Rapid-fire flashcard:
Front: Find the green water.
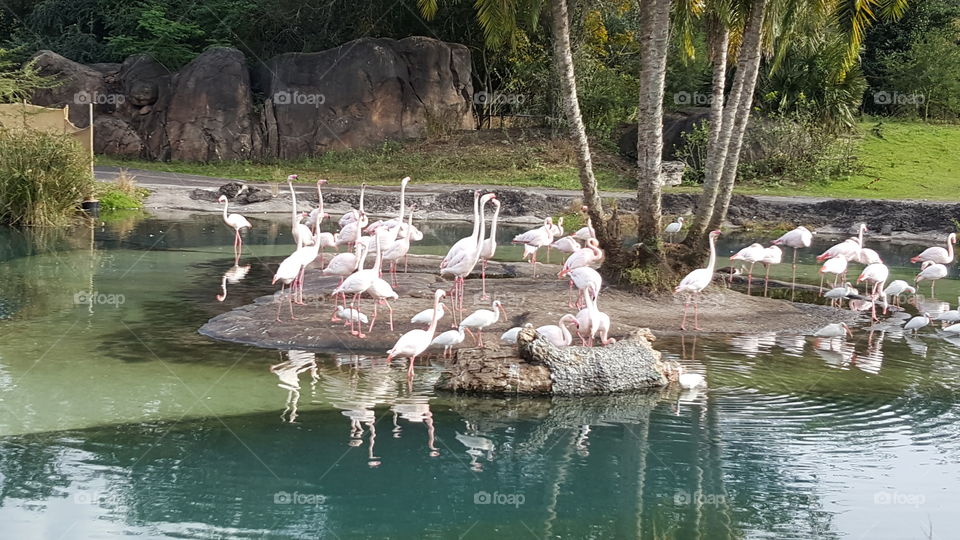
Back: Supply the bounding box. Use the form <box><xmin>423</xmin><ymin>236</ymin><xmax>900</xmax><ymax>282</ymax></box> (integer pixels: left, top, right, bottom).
<box><xmin>1</xmin><ymin>215</ymin><xmax>959</xmax><ymax>539</ymax></box>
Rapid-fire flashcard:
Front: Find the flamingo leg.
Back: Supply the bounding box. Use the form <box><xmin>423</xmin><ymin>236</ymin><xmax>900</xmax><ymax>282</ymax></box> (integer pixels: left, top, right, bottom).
<box><xmin>386</xmin><ymin>300</ymin><xmax>394</xmax><ymax>331</ymax></box>
<box><xmin>693</xmin><ymin>292</ymin><xmax>701</xmax><ymax>331</ymax></box>
<box><xmin>680</xmin><ymin>298</ymin><xmax>690</xmax><ymax>331</ymax></box>
<box><xmin>407</xmin><ymin>356</ymin><xmax>416</xmax><ymax>379</ymax></box>
<box><xmin>276</xmin><ymin>284</ymin><xmax>285</xmax><ymax>322</ymax></box>
<box><xmin>288</xmin><ymin>285</ymin><xmax>297</xmax><ymax>321</ymax></box>
<box><xmin>763</xmin><ymin>264</ymin><xmax>771</xmax><ymax>297</ymax></box>
<box><xmin>481</xmin><ymin>260</ymin><xmax>489</xmax><ymax>300</ymax></box>
<box><xmin>567</xmin><ymin>279</ymin><xmax>576</xmax><ymax>308</ymax></box>
<box><xmin>747</xmin><ymin>263</ymin><xmax>755</xmax><ymax>295</ymax></box>
<box><xmin>404</xmin><ymin>254</ymin><xmax>409</xmax><ymax>273</ymax></box>
<box><xmin>818</xmin><ymin>273</ymin><xmax>825</xmax><ymax>295</ymax></box>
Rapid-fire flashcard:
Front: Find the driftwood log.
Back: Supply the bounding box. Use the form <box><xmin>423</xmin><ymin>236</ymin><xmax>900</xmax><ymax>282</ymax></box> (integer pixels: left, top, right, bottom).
<box><xmin>435</xmin><ymin>327</ymin><xmax>680</xmax><ymax>396</ymax></box>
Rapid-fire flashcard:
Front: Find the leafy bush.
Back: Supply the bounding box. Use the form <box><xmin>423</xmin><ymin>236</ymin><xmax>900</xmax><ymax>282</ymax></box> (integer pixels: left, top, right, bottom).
<box><xmin>0</xmin><ymin>129</ymin><xmax>94</xmax><ymax>226</ymax></box>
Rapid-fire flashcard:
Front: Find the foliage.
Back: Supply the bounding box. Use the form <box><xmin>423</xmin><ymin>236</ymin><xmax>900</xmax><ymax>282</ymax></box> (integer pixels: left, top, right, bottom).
<box><xmin>674</xmin><ymin>120</ymin><xmax>710</xmax><ymax>184</ymax></box>
<box><xmin>878</xmin><ymin>26</ymin><xmax>960</xmax><ymax>120</ymax></box>
<box><xmin>0</xmin><ymin>49</ymin><xmax>58</xmax><ymax>103</ymax></box>
<box><xmin>0</xmin><ymin>129</ymin><xmax>94</xmax><ymax>226</ymax></box>
<box><xmin>94</xmin><ymin>169</ymin><xmax>148</xmax><ymax>211</ymax></box>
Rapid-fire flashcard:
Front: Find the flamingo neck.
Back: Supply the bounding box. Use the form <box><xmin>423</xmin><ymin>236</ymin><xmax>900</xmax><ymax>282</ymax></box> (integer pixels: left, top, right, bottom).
<box><xmin>948</xmin><ymin>235</ymin><xmax>955</xmax><ymax>260</ymax></box>
<box><xmin>469</xmin><ymin>194</ymin><xmax>481</xmax><ymax>242</ymax></box>
<box><xmin>858</xmin><ymin>225</ymin><xmax>865</xmax><ymax>247</ymax></box>
<box><xmin>397</xmin><ymin>182</ymin><xmax>407</xmax><ymax>225</ymax></box>
<box><xmin>489</xmin><ymin>204</ymin><xmax>500</xmax><ymax>241</ymax></box>
<box><xmin>372</xmin><ymin>235</ymin><xmax>384</xmax><ymax>273</ymax></box>
<box><xmin>222</xmin><ymin>199</ymin><xmax>229</xmax><ymax>220</ymax></box>
<box><xmin>705</xmin><ymin>235</ymin><xmax>718</xmax><ymax>273</ymax></box>
<box><xmin>317</xmin><ymin>184</ymin><xmax>324</xmax><ymax>216</ymax></box>
<box><xmin>426</xmin><ymin>297</ymin><xmax>442</xmax><ymax>337</ymax></box>
<box><xmin>359</xmin><ymin>185</ymin><xmax>365</xmax><ymax>213</ymax></box>
<box><xmin>475</xmin><ymin>199</ymin><xmax>489</xmax><ymax>252</ymax></box>
<box><xmin>559</xmin><ymin>316</ymin><xmax>571</xmax><ymax>344</ymax></box>
<box><xmin>288</xmin><ymin>181</ymin><xmax>297</xmax><ymax>221</ymax></box>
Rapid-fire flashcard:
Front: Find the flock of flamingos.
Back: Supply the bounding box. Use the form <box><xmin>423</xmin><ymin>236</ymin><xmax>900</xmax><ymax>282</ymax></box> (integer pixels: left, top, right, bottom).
<box><xmin>216</xmin><ymin>176</ymin><xmax>959</xmax><ymax>377</ymax></box>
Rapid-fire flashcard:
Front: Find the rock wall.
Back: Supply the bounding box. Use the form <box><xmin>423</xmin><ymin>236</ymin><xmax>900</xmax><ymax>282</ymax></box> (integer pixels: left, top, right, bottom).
<box><xmin>29</xmin><ymin>37</ymin><xmax>473</xmax><ymax>162</ymax></box>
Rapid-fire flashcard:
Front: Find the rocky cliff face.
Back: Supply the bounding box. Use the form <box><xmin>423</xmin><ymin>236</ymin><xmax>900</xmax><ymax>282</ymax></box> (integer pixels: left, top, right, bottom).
<box><xmin>29</xmin><ymin>37</ymin><xmax>473</xmax><ymax>162</ymax></box>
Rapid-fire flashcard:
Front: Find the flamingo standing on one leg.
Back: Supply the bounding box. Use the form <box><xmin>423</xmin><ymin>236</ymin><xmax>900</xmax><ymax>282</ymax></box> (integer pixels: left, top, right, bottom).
<box><xmin>218</xmin><ymin>195</ymin><xmax>252</xmax><ymax>263</ymax></box>
<box><xmin>387</xmin><ymin>289</ymin><xmax>446</xmax><ymax>378</ymax></box>
<box><xmin>477</xmin><ymin>198</ymin><xmax>502</xmax><ymax>300</ymax></box>
<box><xmin>819</xmin><ymin>256</ymin><xmax>848</xmax><ymax>294</ymax></box>
<box><xmin>915</xmin><ymin>260</ymin><xmax>948</xmax><ymax>297</ymax></box>
<box><xmin>366</xmin><ymin>277</ymin><xmax>399</xmax><ymax>332</ymax></box>
<box><xmin>771</xmin><ymin>225</ymin><xmax>813</xmax><ymax>291</ymax></box>
<box><xmin>675</xmin><ymin>230</ymin><xmax>721</xmax><ymax>331</ymax></box>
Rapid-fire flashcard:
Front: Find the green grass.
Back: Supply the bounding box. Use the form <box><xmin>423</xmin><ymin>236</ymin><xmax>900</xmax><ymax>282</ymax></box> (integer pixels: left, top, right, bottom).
<box><xmin>727</xmin><ymin>120</ymin><xmax>960</xmax><ymax>201</ymax></box>
<box><xmin>97</xmin><ymin>132</ymin><xmax>635</xmax><ymax>191</ymax></box>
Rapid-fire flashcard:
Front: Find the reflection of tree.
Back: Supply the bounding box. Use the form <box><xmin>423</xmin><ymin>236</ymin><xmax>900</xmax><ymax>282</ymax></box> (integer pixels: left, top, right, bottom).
<box><xmin>0</xmin><ymin>436</ymin><xmax>71</xmax><ymax>506</ymax></box>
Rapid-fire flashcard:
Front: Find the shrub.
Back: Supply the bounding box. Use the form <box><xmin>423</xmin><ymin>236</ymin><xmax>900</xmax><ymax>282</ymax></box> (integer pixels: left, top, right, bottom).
<box><xmin>0</xmin><ymin>129</ymin><xmax>94</xmax><ymax>226</ymax></box>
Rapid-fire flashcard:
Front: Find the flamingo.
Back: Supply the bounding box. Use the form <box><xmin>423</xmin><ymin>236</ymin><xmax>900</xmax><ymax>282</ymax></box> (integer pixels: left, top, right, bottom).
<box><xmin>337</xmin><ymin>209</ymin><xmax>368</xmax><ymax>247</ymax></box>
<box><xmin>819</xmin><ymin>256</ymin><xmax>848</xmax><ymax>293</ymax></box>
<box><xmin>365</xmin><ymin>277</ymin><xmax>399</xmax><ymax>332</ymax></box>
<box><xmin>512</xmin><ymin>217</ymin><xmax>556</xmax><ymax>277</ymax></box>
<box><xmin>442</xmin><ymin>193</ymin><xmax>497</xmax><ymax>320</ymax></box>
<box><xmin>817</xmin><ymin>224</ymin><xmax>867</xmax><ymax>262</ymax></box>
<box><xmin>218</xmin><ymin>195</ymin><xmax>252</xmax><ymax>262</ymax></box>
<box><xmin>387</xmin><ymin>289</ymin><xmax>446</xmax><ymax>378</ymax></box>
<box><xmin>813</xmin><ymin>322</ymin><xmax>852</xmax><ymax>338</ymax></box>
<box><xmin>272</xmin><ymin>233</ymin><xmax>308</xmax><ymax>322</ymax></box>
<box><xmin>411</xmin><ymin>304</ymin><xmax>446</xmax><ymax>327</ymax></box>
<box><xmin>305</xmin><ymin>178</ymin><xmax>327</xmax><ymax>228</ymax></box>
<box><xmin>675</xmin><ymin>230</ymin><xmax>721</xmax><ymax>331</ymax></box>
<box><xmin>566</xmin><ymin>266</ymin><xmax>602</xmax><ymax>309</ymax></box>
<box><xmin>382</xmin><ymin>204</ymin><xmax>416</xmax><ymax>285</ymax></box>
<box><xmin>332</xmin><ymin>230</ymin><xmax>386</xmax><ymax>337</ymax></box>
<box><xmin>759</xmin><ymin>245</ymin><xmax>782</xmax><ymax>296</ymax></box>
<box><xmin>459</xmin><ymin>300</ymin><xmax>507</xmax><ymax>347</ymax></box>
<box><xmin>911</xmin><ymin>233</ymin><xmax>956</xmax><ymax>265</ymax></box>
<box><xmin>904</xmin><ymin>312</ymin><xmax>931</xmax><ymax>334</ymax></box>
<box><xmin>558</xmin><ymin>238</ymin><xmax>603</xmax><ymax>278</ymax></box>
<box><xmin>323</xmin><ymin>241</ymin><xmax>365</xmax><ymax>299</ymax></box>
<box><xmin>576</xmin><ymin>284</ymin><xmax>614</xmax><ymax>346</ymax></box>
<box><xmin>535</xmin><ymin>314</ymin><xmax>579</xmax><ymax>347</ymax></box>
<box><xmin>290</xmin><ymin>212</ymin><xmax>328</xmax><ymax>304</ymax></box>
<box><xmin>730</xmin><ymin>243</ymin><xmax>765</xmax><ymax>294</ymax></box>
<box><xmin>286</xmin><ymin>175</ymin><xmax>316</xmax><ymax>248</ymax></box>
<box><xmin>365</xmin><ymin>176</ymin><xmax>413</xmax><ymax>235</ymax></box>
<box><xmin>478</xmin><ymin>199</ymin><xmax>502</xmax><ymax>300</ymax></box>
<box><xmin>882</xmin><ymin>280</ymin><xmax>916</xmax><ymax>308</ymax></box>
<box><xmin>915</xmin><ymin>260</ymin><xmax>948</xmax><ymax>297</ymax></box>
<box><xmin>551</xmin><ymin>236</ymin><xmax>581</xmax><ymax>254</ymax></box>
<box><xmin>430</xmin><ymin>326</ymin><xmax>466</xmax><ymax>358</ymax></box>
<box><xmin>664</xmin><ymin>217</ymin><xmax>684</xmax><ymax>242</ymax></box>
<box><xmin>857</xmin><ymin>262</ymin><xmax>890</xmax><ymax>321</ymax></box>
<box><xmin>544</xmin><ymin>216</ymin><xmax>565</xmax><ymax>263</ymax></box>
<box><xmin>856</xmin><ymin>248</ymin><xmax>883</xmax><ymax>265</ymax></box>
<box><xmin>441</xmin><ymin>190</ymin><xmax>483</xmax><ymax>268</ymax></box>
<box><xmin>339</xmin><ymin>183</ymin><xmax>366</xmax><ymax>228</ymax></box>
<box><xmin>772</xmin><ymin>225</ymin><xmax>813</xmax><ymax>293</ymax></box>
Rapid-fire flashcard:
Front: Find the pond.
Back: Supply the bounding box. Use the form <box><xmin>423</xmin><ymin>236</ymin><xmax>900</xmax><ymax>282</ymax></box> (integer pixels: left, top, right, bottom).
<box><xmin>1</xmin><ymin>214</ymin><xmax>958</xmax><ymax>539</ymax></box>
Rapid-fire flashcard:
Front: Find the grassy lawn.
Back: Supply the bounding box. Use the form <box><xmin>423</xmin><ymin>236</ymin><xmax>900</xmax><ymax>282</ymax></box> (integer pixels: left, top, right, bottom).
<box><xmin>98</xmin><ymin>120</ymin><xmax>960</xmax><ymax>201</ymax></box>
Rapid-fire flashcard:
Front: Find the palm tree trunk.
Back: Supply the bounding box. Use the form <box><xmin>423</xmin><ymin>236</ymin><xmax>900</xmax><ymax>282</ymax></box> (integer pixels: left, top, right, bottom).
<box><xmin>634</xmin><ymin>0</ymin><xmax>673</xmax><ymax>263</ymax></box>
<box><xmin>548</xmin><ymin>0</ymin><xmax>621</xmax><ymax>263</ymax></box>
<box><xmin>683</xmin><ymin>22</ymin><xmax>730</xmax><ymax>248</ymax></box>
<box><xmin>708</xmin><ymin>0</ymin><xmax>768</xmax><ymax>232</ymax></box>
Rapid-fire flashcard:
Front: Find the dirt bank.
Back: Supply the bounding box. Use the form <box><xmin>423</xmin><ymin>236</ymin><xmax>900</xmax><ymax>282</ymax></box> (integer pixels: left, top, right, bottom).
<box><xmin>99</xmin><ymin>166</ymin><xmax>960</xmax><ymax>240</ymax></box>
<box><xmin>198</xmin><ymin>254</ymin><xmax>860</xmax><ymax>355</ymax></box>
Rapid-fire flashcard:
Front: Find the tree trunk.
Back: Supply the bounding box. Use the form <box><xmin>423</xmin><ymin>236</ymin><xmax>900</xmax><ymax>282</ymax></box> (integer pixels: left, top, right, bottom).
<box><xmin>683</xmin><ymin>22</ymin><xmax>730</xmax><ymax>248</ymax></box>
<box><xmin>634</xmin><ymin>0</ymin><xmax>673</xmax><ymax>263</ymax></box>
<box><xmin>708</xmin><ymin>0</ymin><xmax>768</xmax><ymax>232</ymax></box>
<box><xmin>548</xmin><ymin>0</ymin><xmax>621</xmax><ymax>263</ymax></box>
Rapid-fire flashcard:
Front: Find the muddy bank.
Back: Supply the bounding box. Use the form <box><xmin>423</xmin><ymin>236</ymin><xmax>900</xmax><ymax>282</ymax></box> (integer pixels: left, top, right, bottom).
<box><xmin>198</xmin><ymin>253</ymin><xmax>860</xmax><ymax>355</ymax></box>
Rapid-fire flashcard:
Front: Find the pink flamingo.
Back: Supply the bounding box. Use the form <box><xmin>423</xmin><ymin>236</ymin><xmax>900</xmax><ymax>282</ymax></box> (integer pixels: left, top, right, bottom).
<box><xmin>819</xmin><ymin>255</ymin><xmax>848</xmax><ymax>293</ymax></box>
<box><xmin>387</xmin><ymin>289</ymin><xmax>447</xmax><ymax>378</ymax></box>
<box><xmin>772</xmin><ymin>225</ymin><xmax>813</xmax><ymax>286</ymax></box>
<box><xmin>441</xmin><ymin>194</ymin><xmax>497</xmax><ymax>322</ymax></box>
<box><xmin>759</xmin><ymin>245</ymin><xmax>782</xmax><ymax>297</ymax></box>
<box><xmin>911</xmin><ymin>233</ymin><xmax>956</xmax><ymax>265</ymax></box>
<box><xmin>512</xmin><ymin>217</ymin><xmax>556</xmax><ymax>277</ymax></box>
<box><xmin>675</xmin><ymin>230</ymin><xmax>721</xmax><ymax>331</ymax></box>
<box><xmin>817</xmin><ymin>224</ymin><xmax>867</xmax><ymax>262</ymax></box>
<box><xmin>857</xmin><ymin>262</ymin><xmax>889</xmax><ymax>321</ymax></box>
<box><xmin>441</xmin><ymin>190</ymin><xmax>483</xmax><ymax>268</ymax></box>
<box><xmin>535</xmin><ymin>314</ymin><xmax>579</xmax><ymax>347</ymax></box>
<box><xmin>558</xmin><ymin>238</ymin><xmax>603</xmax><ymax>278</ymax></box>
<box><xmin>566</xmin><ymin>266</ymin><xmax>601</xmax><ymax>309</ymax></box>
<box><xmin>477</xmin><ymin>198</ymin><xmax>503</xmax><ymax>300</ymax></box>
<box><xmin>331</xmin><ymin>231</ymin><xmax>386</xmax><ymax>337</ymax></box>
<box><xmin>580</xmin><ymin>284</ymin><xmax>614</xmax><ymax>346</ymax></box>
<box><xmin>730</xmin><ymin>243</ymin><xmax>765</xmax><ymax>294</ymax></box>
<box><xmin>382</xmin><ymin>204</ymin><xmax>416</xmax><ymax>286</ymax></box>
<box><xmin>366</xmin><ymin>277</ymin><xmax>398</xmax><ymax>332</ymax></box>
<box><xmin>287</xmin><ymin>175</ymin><xmax>315</xmax><ymax>248</ymax></box>
<box><xmin>339</xmin><ymin>183</ymin><xmax>366</xmax><ymax>228</ymax></box>
<box><xmin>218</xmin><ymin>195</ymin><xmax>252</xmax><ymax>262</ymax></box>
<box><xmin>915</xmin><ymin>260</ymin><xmax>948</xmax><ymax>297</ymax></box>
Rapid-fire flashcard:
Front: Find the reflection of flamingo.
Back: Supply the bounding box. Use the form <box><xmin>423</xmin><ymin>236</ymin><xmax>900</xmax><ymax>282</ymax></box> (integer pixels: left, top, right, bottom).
<box><xmin>675</xmin><ymin>230</ymin><xmax>721</xmax><ymax>331</ymax></box>
<box><xmin>387</xmin><ymin>289</ymin><xmax>446</xmax><ymax>378</ymax></box>
<box><xmin>215</xmin><ymin>264</ymin><xmax>251</xmax><ymax>302</ymax></box>
<box><xmin>218</xmin><ymin>195</ymin><xmax>252</xmax><ymax>262</ymax></box>
<box><xmin>911</xmin><ymin>232</ymin><xmax>956</xmax><ymax>264</ymax></box>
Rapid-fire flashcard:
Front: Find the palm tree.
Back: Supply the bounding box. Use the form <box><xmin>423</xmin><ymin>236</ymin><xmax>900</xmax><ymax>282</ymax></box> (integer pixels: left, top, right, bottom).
<box><xmin>417</xmin><ymin>0</ymin><xmax>622</xmax><ymax>266</ymax></box>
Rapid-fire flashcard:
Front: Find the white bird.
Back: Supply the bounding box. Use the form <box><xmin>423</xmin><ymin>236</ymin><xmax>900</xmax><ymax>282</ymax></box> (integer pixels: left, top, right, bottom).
<box><xmin>550</xmin><ymin>236</ymin><xmax>581</xmax><ymax>254</ymax></box>
<box><xmin>500</xmin><ymin>324</ymin><xmax>532</xmax><ymax>345</ymax></box>
<box><xmin>576</xmin><ymin>284</ymin><xmax>614</xmax><ymax>346</ymax></box>
<box><xmin>817</xmin><ymin>224</ymin><xmax>868</xmax><ymax>262</ymax></box>
<box><xmin>218</xmin><ymin>194</ymin><xmax>252</xmax><ymax>261</ymax></box>
<box><xmin>944</xmin><ymin>323</ymin><xmax>960</xmax><ymax>334</ymax></box>
<box><xmin>677</xmin><ymin>365</ymin><xmax>705</xmax><ymax>389</ymax></box>
<box><xmin>814</xmin><ymin>322</ymin><xmax>853</xmax><ymax>338</ymax></box>
<box><xmin>430</xmin><ymin>326</ymin><xmax>466</xmax><ymax>358</ymax></box>
<box><xmin>572</xmin><ymin>208</ymin><xmax>596</xmax><ymax>241</ymax></box>
<box><xmin>387</xmin><ymin>289</ymin><xmax>446</xmax><ymax>378</ymax></box>
<box><xmin>337</xmin><ymin>209</ymin><xmax>368</xmax><ymax>246</ymax></box>
<box><xmin>916</xmin><ymin>260</ymin><xmax>948</xmax><ymax>297</ymax></box>
<box><xmin>675</xmin><ymin>230</ymin><xmax>721</xmax><ymax>331</ymax></box>
<box><xmin>411</xmin><ymin>304</ymin><xmax>446</xmax><ymax>327</ymax></box>
<box><xmin>323</xmin><ymin>242</ymin><xmax>365</xmax><ymax>293</ymax></box>
<box><xmin>287</xmin><ymin>175</ymin><xmax>316</xmax><ymax>248</ymax></box>
<box><xmin>338</xmin><ymin>183</ymin><xmax>366</xmax><ymax>228</ymax></box>
<box><xmin>442</xmin><ymin>190</ymin><xmax>483</xmax><ymax>267</ymax></box>
<box><xmin>936</xmin><ymin>310</ymin><xmax>960</xmax><ymax>322</ymax></box>
<box><xmin>335</xmin><ymin>306</ymin><xmax>369</xmax><ymax>324</ymax></box>
<box><xmin>823</xmin><ymin>282</ymin><xmax>858</xmax><ymax>308</ymax></box>
<box><xmin>882</xmin><ymin>279</ymin><xmax>916</xmax><ymax>308</ymax></box>
<box><xmin>459</xmin><ymin>300</ymin><xmax>507</xmax><ymax>348</ymax></box>
<box><xmin>442</xmin><ymin>193</ymin><xmax>497</xmax><ymax>319</ymax></box>
<box><xmin>772</xmin><ymin>225</ymin><xmax>814</xmax><ymax>287</ymax></box>
<box><xmin>664</xmin><ymin>217</ymin><xmax>684</xmax><ymax>242</ymax></box>
<box><xmin>331</xmin><ymin>230</ymin><xmax>386</xmax><ymax>337</ymax></box>
<box><xmin>904</xmin><ymin>312</ymin><xmax>931</xmax><ymax>334</ymax></box>
<box><xmin>857</xmin><ymin>262</ymin><xmax>890</xmax><ymax>321</ymax></box>
<box><xmin>730</xmin><ymin>243</ymin><xmax>766</xmax><ymax>295</ymax></box>
<box><xmin>856</xmin><ymin>247</ymin><xmax>883</xmax><ymax>265</ymax></box>
<box><xmin>512</xmin><ymin>216</ymin><xmax>556</xmax><ymax>277</ymax></box>
<box><xmin>536</xmin><ymin>314</ymin><xmax>579</xmax><ymax>347</ymax></box>
<box><xmin>365</xmin><ymin>278</ymin><xmax>399</xmax><ymax>332</ymax></box>
<box><xmin>759</xmin><ymin>245</ymin><xmax>782</xmax><ymax>296</ymax></box>
<box><xmin>911</xmin><ymin>233</ymin><xmax>956</xmax><ymax>265</ymax></box>
<box><xmin>272</xmin><ymin>234</ymin><xmax>309</xmax><ymax>322</ymax></box>
<box><xmin>558</xmin><ymin>238</ymin><xmax>603</xmax><ymax>277</ymax></box>
<box><xmin>566</xmin><ymin>266</ymin><xmax>602</xmax><ymax>309</ymax></box>
<box><xmin>381</xmin><ymin>204</ymin><xmax>416</xmax><ymax>285</ymax></box>
<box><xmin>819</xmin><ymin>256</ymin><xmax>848</xmax><ymax>292</ymax></box>
<box><xmin>477</xmin><ymin>198</ymin><xmax>502</xmax><ymax>300</ymax></box>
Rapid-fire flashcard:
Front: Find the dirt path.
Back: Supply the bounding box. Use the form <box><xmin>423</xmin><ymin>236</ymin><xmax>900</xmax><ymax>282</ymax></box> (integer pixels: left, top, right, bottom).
<box><xmin>198</xmin><ymin>254</ymin><xmax>860</xmax><ymax>354</ymax></box>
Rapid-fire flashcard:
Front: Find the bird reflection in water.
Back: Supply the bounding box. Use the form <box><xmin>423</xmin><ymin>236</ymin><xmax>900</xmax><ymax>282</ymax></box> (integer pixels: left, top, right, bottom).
<box><xmin>456</xmin><ymin>422</ymin><xmax>495</xmax><ymax>471</ymax></box>
<box><xmin>391</xmin><ymin>396</ymin><xmax>439</xmax><ymax>457</ymax></box>
<box><xmin>215</xmin><ymin>264</ymin><xmax>251</xmax><ymax>302</ymax></box>
<box><xmin>270</xmin><ymin>349</ymin><xmax>318</xmax><ymax>423</ymax></box>
<box><xmin>675</xmin><ymin>335</ymin><xmax>707</xmax><ymax>416</ymax></box>
<box><xmin>813</xmin><ymin>338</ymin><xmax>856</xmax><ymax>368</ymax></box>
<box><xmin>728</xmin><ymin>332</ymin><xmax>776</xmax><ymax>358</ymax></box>
<box><xmin>856</xmin><ymin>329</ymin><xmax>885</xmax><ymax>374</ymax></box>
